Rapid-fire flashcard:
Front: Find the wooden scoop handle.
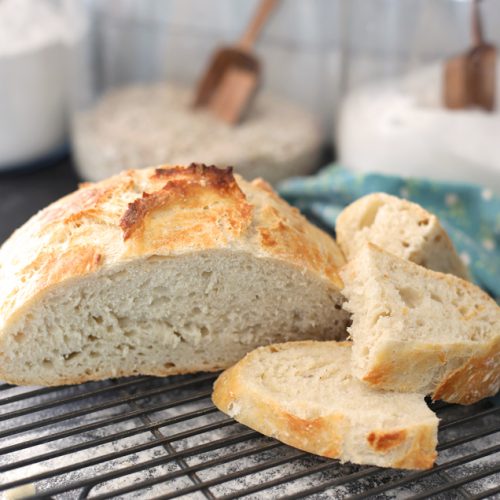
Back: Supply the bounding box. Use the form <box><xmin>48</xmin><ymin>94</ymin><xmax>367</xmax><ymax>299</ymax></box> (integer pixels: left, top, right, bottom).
<box><xmin>238</xmin><ymin>0</ymin><xmax>279</xmax><ymax>51</ymax></box>
<box><xmin>472</xmin><ymin>0</ymin><xmax>484</xmax><ymax>47</ymax></box>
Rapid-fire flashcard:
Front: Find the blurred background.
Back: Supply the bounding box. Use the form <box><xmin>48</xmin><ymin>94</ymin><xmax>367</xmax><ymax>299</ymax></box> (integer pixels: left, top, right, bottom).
<box><xmin>1</xmin><ymin>0</ymin><xmax>500</xmax><ymax>242</ymax></box>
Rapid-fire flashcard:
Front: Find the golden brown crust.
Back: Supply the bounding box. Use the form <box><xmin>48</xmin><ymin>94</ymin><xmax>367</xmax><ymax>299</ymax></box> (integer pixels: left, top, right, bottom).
<box><xmin>212</xmin><ymin>357</ymin><xmax>347</xmax><ymax>460</ymax></box>
<box><xmin>352</xmin><ymin>245</ymin><xmax>499</xmax><ymax>404</ymax></box>
<box><xmin>28</xmin><ymin>246</ymin><xmax>103</xmax><ymax>292</ymax></box>
<box><xmin>120</xmin><ymin>165</ymin><xmax>253</xmax><ymax>252</ymax></box>
<box><xmin>367</xmin><ymin>430</ymin><xmax>407</xmax><ymax>452</ymax></box>
<box><xmin>151</xmin><ymin>163</ymin><xmax>236</xmax><ymax>186</ymax></box>
<box><xmin>248</xmin><ymin>178</ymin><xmax>345</xmax><ymax>288</ymax></box>
<box><xmin>393</xmin><ymin>426</ymin><xmax>438</xmax><ymax>470</ymax></box>
<box><xmin>280</xmin><ymin>412</ymin><xmax>345</xmax><ymax>459</ymax></box>
<box><xmin>0</xmin><ymin>164</ymin><xmax>345</xmax><ymax>337</ymax></box>
<box><xmin>38</xmin><ymin>174</ymin><xmax>135</xmax><ymax>227</ymax></box>
<box><xmin>212</xmin><ymin>342</ymin><xmax>438</xmax><ymax>470</ymax></box>
<box><xmin>362</xmin><ymin>367</ymin><xmax>387</xmax><ymax>387</ymax></box>
<box><xmin>121</xmin><ymin>164</ymin><xmax>246</xmax><ymax>240</ymax></box>
<box><xmin>433</xmin><ymin>337</ymin><xmax>500</xmax><ymax>404</ymax></box>
<box><xmin>361</xmin><ymin>337</ymin><xmax>499</xmax><ymax>405</ymax></box>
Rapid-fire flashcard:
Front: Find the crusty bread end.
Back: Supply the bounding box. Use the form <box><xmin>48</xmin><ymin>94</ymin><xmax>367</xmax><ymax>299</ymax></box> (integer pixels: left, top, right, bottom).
<box><xmin>341</xmin><ymin>244</ymin><xmax>500</xmax><ymax>404</ymax></box>
<box><xmin>336</xmin><ymin>193</ymin><xmax>469</xmax><ymax>279</ymax></box>
<box><xmin>213</xmin><ymin>341</ymin><xmax>438</xmax><ymax>470</ymax></box>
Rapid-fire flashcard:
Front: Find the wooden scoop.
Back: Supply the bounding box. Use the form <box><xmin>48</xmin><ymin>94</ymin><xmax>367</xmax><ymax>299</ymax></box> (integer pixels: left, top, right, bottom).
<box><xmin>443</xmin><ymin>0</ymin><xmax>496</xmax><ymax>111</ymax></box>
<box><xmin>193</xmin><ymin>0</ymin><xmax>278</xmax><ymax>125</ymax></box>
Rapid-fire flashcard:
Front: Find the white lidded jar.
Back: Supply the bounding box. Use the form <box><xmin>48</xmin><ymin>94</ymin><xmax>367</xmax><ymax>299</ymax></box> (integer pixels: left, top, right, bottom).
<box><xmin>0</xmin><ymin>0</ymin><xmax>83</xmax><ymax>171</ymax></box>
<box><xmin>336</xmin><ymin>0</ymin><xmax>500</xmax><ymax>192</ymax></box>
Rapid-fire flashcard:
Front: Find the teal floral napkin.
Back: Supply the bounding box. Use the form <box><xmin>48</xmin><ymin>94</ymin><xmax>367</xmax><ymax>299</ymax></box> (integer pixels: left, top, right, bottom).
<box><xmin>278</xmin><ymin>164</ymin><xmax>500</xmax><ymax>301</ymax></box>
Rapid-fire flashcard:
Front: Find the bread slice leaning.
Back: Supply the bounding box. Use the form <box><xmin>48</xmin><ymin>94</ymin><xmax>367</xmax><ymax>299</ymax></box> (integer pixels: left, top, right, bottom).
<box><xmin>341</xmin><ymin>244</ymin><xmax>500</xmax><ymax>405</ymax></box>
<box><xmin>213</xmin><ymin>341</ymin><xmax>438</xmax><ymax>470</ymax></box>
<box><xmin>0</xmin><ymin>164</ymin><xmax>348</xmax><ymax>386</ymax></box>
<box><xmin>336</xmin><ymin>193</ymin><xmax>469</xmax><ymax>279</ymax></box>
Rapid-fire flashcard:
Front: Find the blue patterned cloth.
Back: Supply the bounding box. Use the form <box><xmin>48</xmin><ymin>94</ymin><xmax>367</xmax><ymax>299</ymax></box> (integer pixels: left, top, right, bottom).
<box><xmin>279</xmin><ymin>164</ymin><xmax>500</xmax><ymax>405</ymax></box>
<box><xmin>278</xmin><ymin>164</ymin><xmax>500</xmax><ymax>301</ymax></box>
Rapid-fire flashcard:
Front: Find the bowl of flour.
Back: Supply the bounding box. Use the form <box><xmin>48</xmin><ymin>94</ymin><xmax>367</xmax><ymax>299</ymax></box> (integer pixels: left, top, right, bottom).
<box><xmin>337</xmin><ymin>61</ymin><xmax>500</xmax><ymax>192</ymax></box>
<box><xmin>71</xmin><ymin>83</ymin><xmax>322</xmax><ymax>184</ymax></box>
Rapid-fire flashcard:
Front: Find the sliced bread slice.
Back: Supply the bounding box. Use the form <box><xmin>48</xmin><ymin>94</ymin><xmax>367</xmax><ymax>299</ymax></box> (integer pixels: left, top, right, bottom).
<box><xmin>336</xmin><ymin>193</ymin><xmax>469</xmax><ymax>279</ymax></box>
<box><xmin>212</xmin><ymin>341</ymin><xmax>438</xmax><ymax>470</ymax></box>
<box><xmin>0</xmin><ymin>164</ymin><xmax>348</xmax><ymax>386</ymax></box>
<box><xmin>340</xmin><ymin>244</ymin><xmax>500</xmax><ymax>404</ymax></box>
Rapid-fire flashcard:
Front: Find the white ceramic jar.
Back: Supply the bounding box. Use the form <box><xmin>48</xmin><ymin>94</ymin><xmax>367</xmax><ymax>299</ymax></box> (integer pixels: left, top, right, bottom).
<box><xmin>0</xmin><ymin>0</ymin><xmax>77</xmax><ymax>171</ymax></box>
<box><xmin>336</xmin><ymin>0</ymin><xmax>500</xmax><ymax>192</ymax></box>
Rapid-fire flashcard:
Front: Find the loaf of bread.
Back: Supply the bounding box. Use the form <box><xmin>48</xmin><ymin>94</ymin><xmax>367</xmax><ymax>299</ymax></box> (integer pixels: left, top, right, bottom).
<box><xmin>336</xmin><ymin>193</ymin><xmax>469</xmax><ymax>279</ymax></box>
<box><xmin>212</xmin><ymin>341</ymin><xmax>438</xmax><ymax>470</ymax></box>
<box><xmin>0</xmin><ymin>164</ymin><xmax>348</xmax><ymax>386</ymax></box>
<box><xmin>341</xmin><ymin>244</ymin><xmax>499</xmax><ymax>404</ymax></box>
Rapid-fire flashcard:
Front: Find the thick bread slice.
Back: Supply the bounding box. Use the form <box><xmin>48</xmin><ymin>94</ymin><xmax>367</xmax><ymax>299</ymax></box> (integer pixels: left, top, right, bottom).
<box><xmin>0</xmin><ymin>164</ymin><xmax>348</xmax><ymax>386</ymax></box>
<box><xmin>341</xmin><ymin>244</ymin><xmax>500</xmax><ymax>404</ymax></box>
<box><xmin>336</xmin><ymin>193</ymin><xmax>469</xmax><ymax>279</ymax></box>
<box><xmin>212</xmin><ymin>341</ymin><xmax>438</xmax><ymax>470</ymax></box>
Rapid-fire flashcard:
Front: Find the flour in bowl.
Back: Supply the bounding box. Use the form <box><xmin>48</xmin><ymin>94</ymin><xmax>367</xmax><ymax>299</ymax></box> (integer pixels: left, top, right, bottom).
<box><xmin>72</xmin><ymin>83</ymin><xmax>322</xmax><ymax>184</ymax></box>
<box><xmin>337</xmin><ymin>62</ymin><xmax>500</xmax><ymax>191</ymax></box>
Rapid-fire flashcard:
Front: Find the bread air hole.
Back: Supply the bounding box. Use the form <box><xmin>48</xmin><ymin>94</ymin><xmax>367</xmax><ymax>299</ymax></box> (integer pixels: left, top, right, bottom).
<box><xmin>151</xmin><ymin>286</ymin><xmax>168</xmax><ymax>296</ymax></box>
<box><xmin>151</xmin><ymin>296</ymin><xmax>170</xmax><ymax>308</ymax></box>
<box><xmin>431</xmin><ymin>292</ymin><xmax>443</xmax><ymax>303</ymax></box>
<box><xmin>396</xmin><ymin>286</ymin><xmax>423</xmax><ymax>308</ymax></box>
<box><xmin>173</xmin><ymin>331</ymin><xmax>186</xmax><ymax>343</ymax></box>
<box><xmin>13</xmin><ymin>331</ymin><xmax>25</xmax><ymax>343</ymax></box>
<box><xmin>459</xmin><ymin>306</ymin><xmax>469</xmax><ymax>316</ymax></box>
<box><xmin>370</xmin><ymin>311</ymin><xmax>390</xmax><ymax>327</ymax></box>
<box><xmin>64</xmin><ymin>351</ymin><xmax>81</xmax><ymax>361</ymax></box>
<box><xmin>358</xmin><ymin>200</ymin><xmax>384</xmax><ymax>229</ymax></box>
<box><xmin>469</xmin><ymin>329</ymin><xmax>481</xmax><ymax>341</ymax></box>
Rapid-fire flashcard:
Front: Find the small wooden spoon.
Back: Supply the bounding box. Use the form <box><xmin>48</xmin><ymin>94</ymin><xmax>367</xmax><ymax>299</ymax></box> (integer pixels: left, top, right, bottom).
<box><xmin>443</xmin><ymin>0</ymin><xmax>496</xmax><ymax>111</ymax></box>
<box><xmin>193</xmin><ymin>0</ymin><xmax>278</xmax><ymax>125</ymax></box>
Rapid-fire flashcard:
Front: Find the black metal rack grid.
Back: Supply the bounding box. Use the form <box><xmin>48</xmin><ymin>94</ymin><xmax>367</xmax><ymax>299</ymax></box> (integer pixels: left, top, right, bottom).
<box><xmin>0</xmin><ymin>373</ymin><xmax>498</xmax><ymax>499</ymax></box>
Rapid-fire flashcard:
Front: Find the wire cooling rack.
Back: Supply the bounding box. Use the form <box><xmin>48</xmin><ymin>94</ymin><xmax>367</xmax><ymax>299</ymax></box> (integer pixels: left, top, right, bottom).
<box><xmin>0</xmin><ymin>373</ymin><xmax>498</xmax><ymax>499</ymax></box>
